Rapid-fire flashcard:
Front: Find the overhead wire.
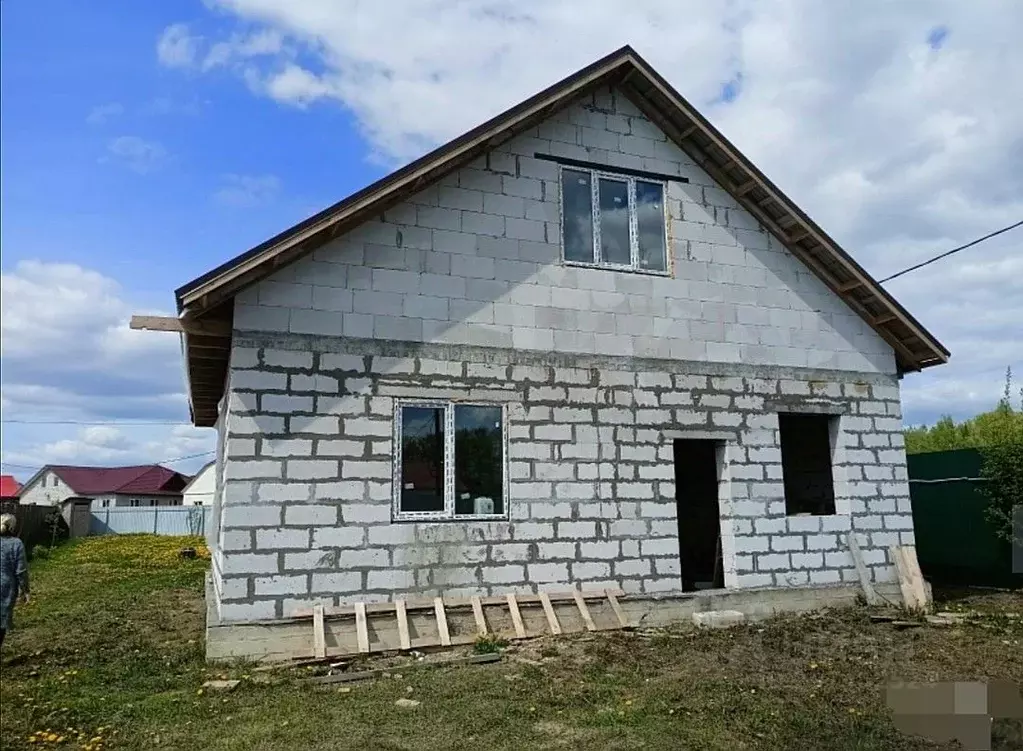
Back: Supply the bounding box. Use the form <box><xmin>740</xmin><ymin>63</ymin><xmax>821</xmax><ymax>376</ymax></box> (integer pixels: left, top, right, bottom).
<box><xmin>878</xmin><ymin>219</ymin><xmax>1023</xmax><ymax>283</ymax></box>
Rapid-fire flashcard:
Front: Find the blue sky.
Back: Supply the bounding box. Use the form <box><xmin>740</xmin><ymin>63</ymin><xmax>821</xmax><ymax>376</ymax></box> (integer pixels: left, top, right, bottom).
<box><xmin>1</xmin><ymin>1</ymin><xmax>1020</xmax><ymax>480</ymax></box>
<box><xmin>1</xmin><ymin>1</ymin><xmax>382</xmax><ymax>301</ymax></box>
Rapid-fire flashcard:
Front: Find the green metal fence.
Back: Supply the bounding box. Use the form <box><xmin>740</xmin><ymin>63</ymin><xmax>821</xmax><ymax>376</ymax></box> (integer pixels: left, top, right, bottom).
<box><xmin>907</xmin><ymin>448</ymin><xmax>1021</xmax><ymax>588</ymax></box>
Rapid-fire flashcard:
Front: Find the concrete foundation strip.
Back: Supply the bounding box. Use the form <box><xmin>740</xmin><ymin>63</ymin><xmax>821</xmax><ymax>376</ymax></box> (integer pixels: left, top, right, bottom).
<box><xmin>292</xmin><ymin>588</ymin><xmax>630</xmax><ymax>658</ymax></box>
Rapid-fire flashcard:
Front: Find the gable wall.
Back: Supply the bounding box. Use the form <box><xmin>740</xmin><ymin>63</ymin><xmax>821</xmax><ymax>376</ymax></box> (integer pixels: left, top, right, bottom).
<box><xmin>234</xmin><ymin>86</ymin><xmax>896</xmax><ymax>375</ymax></box>
<box><xmin>208</xmin><ymin>86</ymin><xmax>914</xmax><ymax>624</ymax></box>
<box><xmin>18</xmin><ymin>470</ymin><xmax>73</xmax><ymax>507</ymax></box>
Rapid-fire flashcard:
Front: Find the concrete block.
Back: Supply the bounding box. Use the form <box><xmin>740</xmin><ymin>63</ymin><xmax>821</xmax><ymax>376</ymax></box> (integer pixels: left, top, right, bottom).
<box><xmin>572</xmin><ymin>561</ymin><xmax>611</xmax><ymax>579</ymax></box>
<box><xmin>692</xmin><ymin>610</ymin><xmax>746</xmax><ymax>629</ymax></box>
<box><xmin>311</xmin><ymin>572</ymin><xmax>362</xmax><ymax>593</ymax></box>
<box><xmin>342</xmin><ymin>503</ymin><xmax>392</xmax><ymax>524</ymax></box>
<box><xmin>219</xmin><ymin>601</ymin><xmax>277</xmax><ymax>622</ymax></box>
<box><xmin>287</xmin><ymin>460</ymin><xmax>339</xmax><ymax>480</ymax></box>
<box><xmin>256</xmin><ymin>528</ymin><xmax>310</xmax><ymax>550</ymax></box>
<box><xmin>528</xmin><ymin>563</ymin><xmax>569</xmax><ymax>583</ymax></box>
<box><xmin>232</xmin><ymin>370</ymin><xmax>287</xmax><ymax>391</ymax></box>
<box><xmin>221</xmin><ymin>504</ymin><xmax>282</xmax><ymax>528</ymax></box>
<box><xmin>790</xmin><ymin>552</ymin><xmax>824</xmax><ymax>569</ymax></box>
<box><xmin>284</xmin><ymin>505</ymin><xmax>338</xmax><ymax>526</ymax></box>
<box><xmin>254</xmin><ymin>575</ymin><xmax>308</xmax><ymax>596</ymax></box>
<box><xmin>263</xmin><ymin>349</ymin><xmax>314</xmax><ymax>369</ymax></box>
<box><xmin>222</xmin><ymin>553</ymin><xmax>279</xmax><ymax>575</ymax></box>
<box><xmin>262</xmin><ymin>395</ymin><xmax>314</xmax><ymax>414</ymax></box>
<box><xmin>756</xmin><ymin>553</ymin><xmax>790</xmax><ymax>571</ymax></box>
<box><xmin>221</xmin><ymin>531</ymin><xmax>253</xmax><ymax>552</ymax></box>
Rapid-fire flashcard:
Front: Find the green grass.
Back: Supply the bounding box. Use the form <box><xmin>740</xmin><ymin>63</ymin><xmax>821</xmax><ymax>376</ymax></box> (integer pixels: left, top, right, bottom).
<box><xmin>1</xmin><ymin>535</ymin><xmax>1021</xmax><ymax>750</ymax></box>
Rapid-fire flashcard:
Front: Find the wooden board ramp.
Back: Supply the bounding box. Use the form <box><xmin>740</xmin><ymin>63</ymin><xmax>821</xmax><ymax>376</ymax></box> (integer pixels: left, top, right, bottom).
<box><xmin>293</xmin><ymin>588</ymin><xmax>632</xmax><ymax>659</ymax></box>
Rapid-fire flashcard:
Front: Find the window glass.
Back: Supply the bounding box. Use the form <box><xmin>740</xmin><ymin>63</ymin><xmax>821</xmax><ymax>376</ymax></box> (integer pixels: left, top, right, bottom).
<box><xmin>598</xmin><ymin>178</ymin><xmax>631</xmax><ymax>265</ymax></box>
<box><xmin>635</xmin><ymin>181</ymin><xmax>667</xmax><ymax>271</ymax></box>
<box><xmin>399</xmin><ymin>406</ymin><xmax>445</xmax><ymax>513</ymax></box>
<box><xmin>561</xmin><ymin>169</ymin><xmax>593</xmax><ymax>262</ymax></box>
<box><xmin>453</xmin><ymin>405</ymin><xmax>504</xmax><ymax>516</ymax></box>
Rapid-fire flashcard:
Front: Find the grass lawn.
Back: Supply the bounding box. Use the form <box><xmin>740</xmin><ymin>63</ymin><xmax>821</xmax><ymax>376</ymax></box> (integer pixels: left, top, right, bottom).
<box><xmin>0</xmin><ymin>535</ymin><xmax>1020</xmax><ymax>750</ymax></box>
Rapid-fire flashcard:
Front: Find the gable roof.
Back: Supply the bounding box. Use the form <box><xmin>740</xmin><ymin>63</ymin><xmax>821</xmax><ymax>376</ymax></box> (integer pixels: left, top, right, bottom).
<box><xmin>35</xmin><ymin>465</ymin><xmax>189</xmax><ymax>497</ymax></box>
<box><xmin>0</xmin><ymin>475</ymin><xmax>21</xmax><ymax>499</ymax></box>
<box><xmin>173</xmin><ymin>45</ymin><xmax>948</xmax><ymax>426</ymax></box>
<box><xmin>181</xmin><ymin>461</ymin><xmax>214</xmax><ymax>494</ymax></box>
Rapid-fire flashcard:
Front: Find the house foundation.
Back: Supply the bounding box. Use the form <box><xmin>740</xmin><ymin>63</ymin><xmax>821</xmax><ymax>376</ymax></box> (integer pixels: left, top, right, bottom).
<box><xmin>204</xmin><ymin>572</ymin><xmax>905</xmax><ymax>663</ymax></box>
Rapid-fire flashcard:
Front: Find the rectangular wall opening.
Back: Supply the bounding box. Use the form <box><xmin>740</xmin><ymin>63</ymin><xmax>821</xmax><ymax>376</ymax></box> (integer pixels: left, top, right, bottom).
<box><xmin>673</xmin><ymin>439</ymin><xmax>724</xmax><ymax>592</ymax></box>
<box><xmin>778</xmin><ymin>413</ymin><xmax>837</xmax><ymax>516</ymax></box>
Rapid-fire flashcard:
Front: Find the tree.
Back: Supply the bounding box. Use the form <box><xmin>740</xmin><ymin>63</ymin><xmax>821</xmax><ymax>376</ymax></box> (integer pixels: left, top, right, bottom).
<box><xmin>904</xmin><ymin>367</ymin><xmax>1023</xmax><ymax>454</ymax></box>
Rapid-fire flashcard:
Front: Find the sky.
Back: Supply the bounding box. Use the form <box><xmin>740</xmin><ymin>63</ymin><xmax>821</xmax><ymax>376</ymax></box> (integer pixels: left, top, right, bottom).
<box><xmin>1</xmin><ymin>1</ymin><xmax>1021</xmax><ymax>482</ymax></box>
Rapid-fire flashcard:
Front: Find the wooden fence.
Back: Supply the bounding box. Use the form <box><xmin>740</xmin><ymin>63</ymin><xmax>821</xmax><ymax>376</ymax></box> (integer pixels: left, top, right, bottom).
<box><xmin>0</xmin><ymin>502</ymin><xmax>66</xmax><ymax>551</ymax></box>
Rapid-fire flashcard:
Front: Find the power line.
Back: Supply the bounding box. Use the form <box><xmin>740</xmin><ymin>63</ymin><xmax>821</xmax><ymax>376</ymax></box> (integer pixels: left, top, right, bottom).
<box><xmin>878</xmin><ymin>219</ymin><xmax>1023</xmax><ymax>283</ymax></box>
<box><xmin>0</xmin><ymin>450</ymin><xmax>214</xmax><ymax>473</ymax></box>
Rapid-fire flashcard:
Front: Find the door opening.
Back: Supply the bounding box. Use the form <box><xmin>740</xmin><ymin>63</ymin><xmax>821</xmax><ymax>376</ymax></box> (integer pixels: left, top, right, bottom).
<box><xmin>674</xmin><ymin>439</ymin><xmax>724</xmax><ymax>592</ymax></box>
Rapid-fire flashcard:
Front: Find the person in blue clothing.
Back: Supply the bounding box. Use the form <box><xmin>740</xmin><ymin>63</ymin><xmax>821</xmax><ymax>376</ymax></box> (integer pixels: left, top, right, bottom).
<box><xmin>0</xmin><ymin>513</ymin><xmax>31</xmax><ymax>651</ymax></box>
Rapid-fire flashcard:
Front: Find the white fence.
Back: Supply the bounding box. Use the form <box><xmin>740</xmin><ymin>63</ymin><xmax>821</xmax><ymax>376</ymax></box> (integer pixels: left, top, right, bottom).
<box><xmin>90</xmin><ymin>506</ymin><xmax>211</xmax><ymax>537</ymax></box>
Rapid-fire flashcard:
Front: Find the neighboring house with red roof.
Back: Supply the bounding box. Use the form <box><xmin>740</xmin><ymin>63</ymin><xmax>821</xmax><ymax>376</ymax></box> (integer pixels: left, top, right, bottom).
<box><xmin>17</xmin><ymin>464</ymin><xmax>191</xmax><ymax>509</ymax></box>
<box><xmin>0</xmin><ymin>475</ymin><xmax>21</xmax><ymax>502</ymax></box>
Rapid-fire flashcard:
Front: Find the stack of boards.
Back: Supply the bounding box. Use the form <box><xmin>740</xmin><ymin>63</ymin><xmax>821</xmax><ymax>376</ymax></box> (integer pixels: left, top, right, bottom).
<box><xmin>293</xmin><ymin>589</ymin><xmax>634</xmax><ymax>659</ymax></box>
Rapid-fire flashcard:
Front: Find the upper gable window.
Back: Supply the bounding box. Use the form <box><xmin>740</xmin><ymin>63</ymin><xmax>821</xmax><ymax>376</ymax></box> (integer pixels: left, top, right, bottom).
<box><xmin>561</xmin><ymin>167</ymin><xmax>668</xmax><ymax>273</ymax></box>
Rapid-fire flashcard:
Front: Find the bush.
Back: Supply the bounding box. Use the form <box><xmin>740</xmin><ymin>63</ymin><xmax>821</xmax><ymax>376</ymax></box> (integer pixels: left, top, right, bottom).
<box><xmin>30</xmin><ymin>545</ymin><xmax>51</xmax><ymax>560</ymax></box>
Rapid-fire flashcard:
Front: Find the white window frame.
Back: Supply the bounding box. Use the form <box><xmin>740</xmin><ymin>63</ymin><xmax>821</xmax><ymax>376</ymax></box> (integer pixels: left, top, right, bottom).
<box><xmin>559</xmin><ymin>165</ymin><xmax>670</xmax><ymax>274</ymax></box>
<box><xmin>391</xmin><ymin>400</ymin><xmax>510</xmax><ymax>522</ymax></box>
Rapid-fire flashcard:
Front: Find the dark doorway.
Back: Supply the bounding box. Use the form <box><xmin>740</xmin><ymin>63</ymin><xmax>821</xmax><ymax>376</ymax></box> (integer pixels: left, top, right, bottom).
<box><xmin>674</xmin><ymin>439</ymin><xmax>724</xmax><ymax>592</ymax></box>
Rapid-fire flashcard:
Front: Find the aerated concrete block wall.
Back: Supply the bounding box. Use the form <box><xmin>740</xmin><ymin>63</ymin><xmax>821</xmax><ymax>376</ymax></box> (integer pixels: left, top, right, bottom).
<box><xmin>208</xmin><ymin>336</ymin><xmax>913</xmax><ymax>623</ymax></box>
<box><xmin>202</xmin><ymin>84</ymin><xmax>916</xmax><ymax>624</ymax></box>
<box><xmin>231</xmin><ymin>85</ymin><xmax>898</xmax><ymax>376</ymax></box>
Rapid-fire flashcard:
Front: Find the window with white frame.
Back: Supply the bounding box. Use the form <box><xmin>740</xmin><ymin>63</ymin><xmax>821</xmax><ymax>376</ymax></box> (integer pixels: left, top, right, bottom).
<box><xmin>561</xmin><ymin>166</ymin><xmax>668</xmax><ymax>272</ymax></box>
<box><xmin>129</xmin><ymin>498</ymin><xmax>141</xmax><ymax>507</ymax></box>
<box><xmin>393</xmin><ymin>401</ymin><xmax>507</xmax><ymax>520</ymax></box>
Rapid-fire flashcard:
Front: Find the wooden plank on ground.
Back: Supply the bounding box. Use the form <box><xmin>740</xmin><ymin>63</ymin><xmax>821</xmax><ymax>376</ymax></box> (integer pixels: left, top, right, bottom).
<box><xmin>354</xmin><ymin>602</ymin><xmax>370</xmax><ymax>654</ymax></box>
<box><xmin>605</xmin><ymin>589</ymin><xmax>631</xmax><ymax>628</ymax></box>
<box><xmin>395</xmin><ymin>599</ymin><xmax>411</xmax><ymax>651</ymax></box>
<box><xmin>303</xmin><ymin>653</ymin><xmax>502</xmax><ymax>686</ymax></box>
<box><xmin>846</xmin><ymin>534</ymin><xmax>880</xmax><ymax>605</ymax></box>
<box><xmin>312</xmin><ymin>603</ymin><xmax>326</xmax><ymax>659</ymax></box>
<box><xmin>434</xmin><ymin>597</ymin><xmax>451</xmax><ymax>647</ymax></box>
<box><xmin>291</xmin><ymin>589</ymin><xmax>625</xmax><ymax>619</ymax></box>
<box><xmin>506</xmin><ymin>593</ymin><xmax>527</xmax><ymax>639</ymax></box>
<box><xmin>470</xmin><ymin>595</ymin><xmax>488</xmax><ymax>636</ymax></box>
<box><xmin>901</xmin><ymin>546</ymin><xmax>930</xmax><ymax>610</ymax></box>
<box><xmin>573</xmin><ymin>589</ymin><xmax>597</xmax><ymax>632</ymax></box>
<box><xmin>890</xmin><ymin>545</ymin><xmax>921</xmax><ymax>612</ymax></box>
<box><xmin>539</xmin><ymin>592</ymin><xmax>562</xmax><ymax>635</ymax></box>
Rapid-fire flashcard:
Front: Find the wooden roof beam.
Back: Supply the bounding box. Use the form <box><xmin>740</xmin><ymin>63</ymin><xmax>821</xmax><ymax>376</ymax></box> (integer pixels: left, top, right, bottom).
<box><xmin>130</xmin><ymin>315</ymin><xmax>231</xmax><ymax>338</ymax></box>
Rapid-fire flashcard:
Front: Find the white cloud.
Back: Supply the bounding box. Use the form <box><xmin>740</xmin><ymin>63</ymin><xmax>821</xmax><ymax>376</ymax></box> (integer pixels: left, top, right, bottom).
<box><xmin>0</xmin><ymin>261</ymin><xmax>213</xmax><ymax>477</ymax></box>
<box><xmin>213</xmin><ymin>173</ymin><xmax>282</xmax><ymax>207</ymax></box>
<box><xmin>104</xmin><ymin>136</ymin><xmax>168</xmax><ymax>174</ymax></box>
<box><xmin>157</xmin><ymin>23</ymin><xmax>202</xmax><ymax>68</ymax></box>
<box><xmin>2</xmin><ymin>425</ymin><xmax>212</xmax><ymax>476</ymax></box>
<box><xmin>156</xmin><ymin>3</ymin><xmax>1022</xmax><ymax>425</ymax></box>
<box><xmin>86</xmin><ymin>103</ymin><xmax>124</xmax><ymax>125</ymax></box>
